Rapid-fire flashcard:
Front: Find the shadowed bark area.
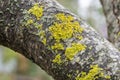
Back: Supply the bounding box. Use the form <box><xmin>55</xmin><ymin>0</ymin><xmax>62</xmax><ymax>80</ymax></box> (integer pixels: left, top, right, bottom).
<box><xmin>100</xmin><ymin>0</ymin><xmax>120</xmax><ymax>51</ymax></box>
<box><xmin>0</xmin><ymin>0</ymin><xmax>120</xmax><ymax>80</ymax></box>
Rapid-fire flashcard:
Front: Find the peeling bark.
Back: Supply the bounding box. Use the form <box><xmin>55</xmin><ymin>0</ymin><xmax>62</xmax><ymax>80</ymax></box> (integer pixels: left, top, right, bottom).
<box><xmin>100</xmin><ymin>0</ymin><xmax>120</xmax><ymax>51</ymax></box>
<box><xmin>0</xmin><ymin>0</ymin><xmax>120</xmax><ymax>80</ymax></box>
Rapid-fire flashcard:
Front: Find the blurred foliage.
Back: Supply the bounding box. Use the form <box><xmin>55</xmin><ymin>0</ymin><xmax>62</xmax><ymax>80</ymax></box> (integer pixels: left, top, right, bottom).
<box><xmin>0</xmin><ymin>46</ymin><xmax>53</xmax><ymax>80</ymax></box>
<box><xmin>57</xmin><ymin>0</ymin><xmax>79</xmax><ymax>15</ymax></box>
<box><xmin>0</xmin><ymin>74</ymin><xmax>12</xmax><ymax>80</ymax></box>
<box><xmin>3</xmin><ymin>47</ymin><xmax>17</xmax><ymax>63</ymax></box>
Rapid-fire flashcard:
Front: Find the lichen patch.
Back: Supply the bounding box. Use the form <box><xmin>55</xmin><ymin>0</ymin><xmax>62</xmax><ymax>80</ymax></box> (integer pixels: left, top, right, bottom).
<box><xmin>28</xmin><ymin>3</ymin><xmax>43</xmax><ymax>20</ymax></box>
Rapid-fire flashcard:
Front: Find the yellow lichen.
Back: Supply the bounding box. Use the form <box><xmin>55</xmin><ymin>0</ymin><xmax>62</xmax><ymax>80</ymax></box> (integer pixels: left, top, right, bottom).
<box><xmin>118</xmin><ymin>32</ymin><xmax>120</xmax><ymax>36</ymax></box>
<box><xmin>49</xmin><ymin>13</ymin><xmax>86</xmax><ymax>61</ymax></box>
<box><xmin>42</xmin><ymin>38</ymin><xmax>46</xmax><ymax>45</ymax></box>
<box><xmin>49</xmin><ymin>13</ymin><xmax>84</xmax><ymax>42</ymax></box>
<box><xmin>28</xmin><ymin>3</ymin><xmax>43</xmax><ymax>20</ymax></box>
<box><xmin>52</xmin><ymin>43</ymin><xmax>64</xmax><ymax>50</ymax></box>
<box><xmin>25</xmin><ymin>3</ymin><xmax>46</xmax><ymax>45</ymax></box>
<box><xmin>67</xmin><ymin>74</ymin><xmax>72</xmax><ymax>78</ymax></box>
<box><xmin>26</xmin><ymin>19</ymin><xmax>34</xmax><ymax>25</ymax></box>
<box><xmin>65</xmin><ymin>43</ymin><xmax>86</xmax><ymax>60</ymax></box>
<box><xmin>105</xmin><ymin>75</ymin><xmax>111</xmax><ymax>79</ymax></box>
<box><xmin>38</xmin><ymin>31</ymin><xmax>46</xmax><ymax>45</ymax></box>
<box><xmin>35</xmin><ymin>24</ymin><xmax>42</xmax><ymax>29</ymax></box>
<box><xmin>38</xmin><ymin>30</ymin><xmax>45</xmax><ymax>37</ymax></box>
<box><xmin>49</xmin><ymin>22</ymin><xmax>73</xmax><ymax>40</ymax></box>
<box><xmin>55</xmin><ymin>13</ymin><xmax>74</xmax><ymax>22</ymax></box>
<box><xmin>36</xmin><ymin>25</ymin><xmax>46</xmax><ymax>45</ymax></box>
<box><xmin>52</xmin><ymin>54</ymin><xmax>62</xmax><ymax>64</ymax></box>
<box><xmin>75</xmin><ymin>65</ymin><xmax>110</xmax><ymax>80</ymax></box>
<box><xmin>75</xmin><ymin>36</ymin><xmax>83</xmax><ymax>40</ymax></box>
<box><xmin>73</xmin><ymin>21</ymin><xmax>84</xmax><ymax>33</ymax></box>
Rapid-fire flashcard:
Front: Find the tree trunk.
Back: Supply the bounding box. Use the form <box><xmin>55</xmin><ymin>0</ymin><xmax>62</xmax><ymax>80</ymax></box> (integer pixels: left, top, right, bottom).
<box><xmin>0</xmin><ymin>0</ymin><xmax>120</xmax><ymax>80</ymax></box>
<box><xmin>100</xmin><ymin>0</ymin><xmax>120</xmax><ymax>51</ymax></box>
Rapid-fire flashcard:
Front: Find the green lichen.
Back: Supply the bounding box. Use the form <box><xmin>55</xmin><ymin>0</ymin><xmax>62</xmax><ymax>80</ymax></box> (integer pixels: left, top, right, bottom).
<box><xmin>34</xmin><ymin>24</ymin><xmax>42</xmax><ymax>29</ymax></box>
<box><xmin>67</xmin><ymin>74</ymin><xmax>72</xmax><ymax>78</ymax></box>
<box><xmin>28</xmin><ymin>3</ymin><xmax>43</xmax><ymax>20</ymax></box>
<box><xmin>75</xmin><ymin>65</ymin><xmax>111</xmax><ymax>80</ymax></box>
<box><xmin>37</xmin><ymin>30</ymin><xmax>46</xmax><ymax>45</ymax></box>
<box><xmin>65</xmin><ymin>43</ymin><xmax>86</xmax><ymax>60</ymax></box>
<box><xmin>52</xmin><ymin>54</ymin><xmax>62</xmax><ymax>64</ymax></box>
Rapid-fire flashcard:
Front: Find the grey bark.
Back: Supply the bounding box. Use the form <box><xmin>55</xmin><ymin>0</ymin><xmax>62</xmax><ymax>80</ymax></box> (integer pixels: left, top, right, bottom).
<box><xmin>100</xmin><ymin>0</ymin><xmax>120</xmax><ymax>51</ymax></box>
<box><xmin>0</xmin><ymin>0</ymin><xmax>120</xmax><ymax>80</ymax></box>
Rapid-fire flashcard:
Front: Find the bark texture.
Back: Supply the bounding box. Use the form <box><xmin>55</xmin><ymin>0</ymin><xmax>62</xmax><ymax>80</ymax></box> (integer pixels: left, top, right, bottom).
<box><xmin>0</xmin><ymin>0</ymin><xmax>120</xmax><ymax>80</ymax></box>
<box><xmin>100</xmin><ymin>0</ymin><xmax>120</xmax><ymax>50</ymax></box>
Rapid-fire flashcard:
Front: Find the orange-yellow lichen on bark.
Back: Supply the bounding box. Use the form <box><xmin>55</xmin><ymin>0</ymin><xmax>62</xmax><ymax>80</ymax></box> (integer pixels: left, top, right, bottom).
<box><xmin>49</xmin><ymin>13</ymin><xmax>86</xmax><ymax>62</ymax></box>
<box><xmin>52</xmin><ymin>54</ymin><xmax>62</xmax><ymax>64</ymax></box>
<box><xmin>51</xmin><ymin>42</ymin><xmax>64</xmax><ymax>50</ymax></box>
<box><xmin>49</xmin><ymin>13</ymin><xmax>84</xmax><ymax>41</ymax></box>
<box><xmin>42</xmin><ymin>38</ymin><xmax>46</xmax><ymax>45</ymax></box>
<box><xmin>55</xmin><ymin>13</ymin><xmax>74</xmax><ymax>22</ymax></box>
<box><xmin>28</xmin><ymin>3</ymin><xmax>43</xmax><ymax>20</ymax></box>
<box><xmin>75</xmin><ymin>65</ymin><xmax>111</xmax><ymax>80</ymax></box>
<box><xmin>26</xmin><ymin>19</ymin><xmax>34</xmax><ymax>25</ymax></box>
<box><xmin>118</xmin><ymin>32</ymin><xmax>120</xmax><ymax>36</ymax></box>
<box><xmin>24</xmin><ymin>3</ymin><xmax>46</xmax><ymax>45</ymax></box>
<box><xmin>37</xmin><ymin>30</ymin><xmax>46</xmax><ymax>45</ymax></box>
<box><xmin>65</xmin><ymin>43</ymin><xmax>86</xmax><ymax>60</ymax></box>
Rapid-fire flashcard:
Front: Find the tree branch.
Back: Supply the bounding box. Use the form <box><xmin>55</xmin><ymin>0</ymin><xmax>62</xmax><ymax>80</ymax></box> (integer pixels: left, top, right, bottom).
<box><xmin>100</xmin><ymin>0</ymin><xmax>120</xmax><ymax>50</ymax></box>
<box><xmin>0</xmin><ymin>0</ymin><xmax>120</xmax><ymax>80</ymax></box>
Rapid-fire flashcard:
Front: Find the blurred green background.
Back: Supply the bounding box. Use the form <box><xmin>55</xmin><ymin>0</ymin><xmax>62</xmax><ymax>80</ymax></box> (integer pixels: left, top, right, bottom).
<box><xmin>0</xmin><ymin>0</ymin><xmax>107</xmax><ymax>80</ymax></box>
